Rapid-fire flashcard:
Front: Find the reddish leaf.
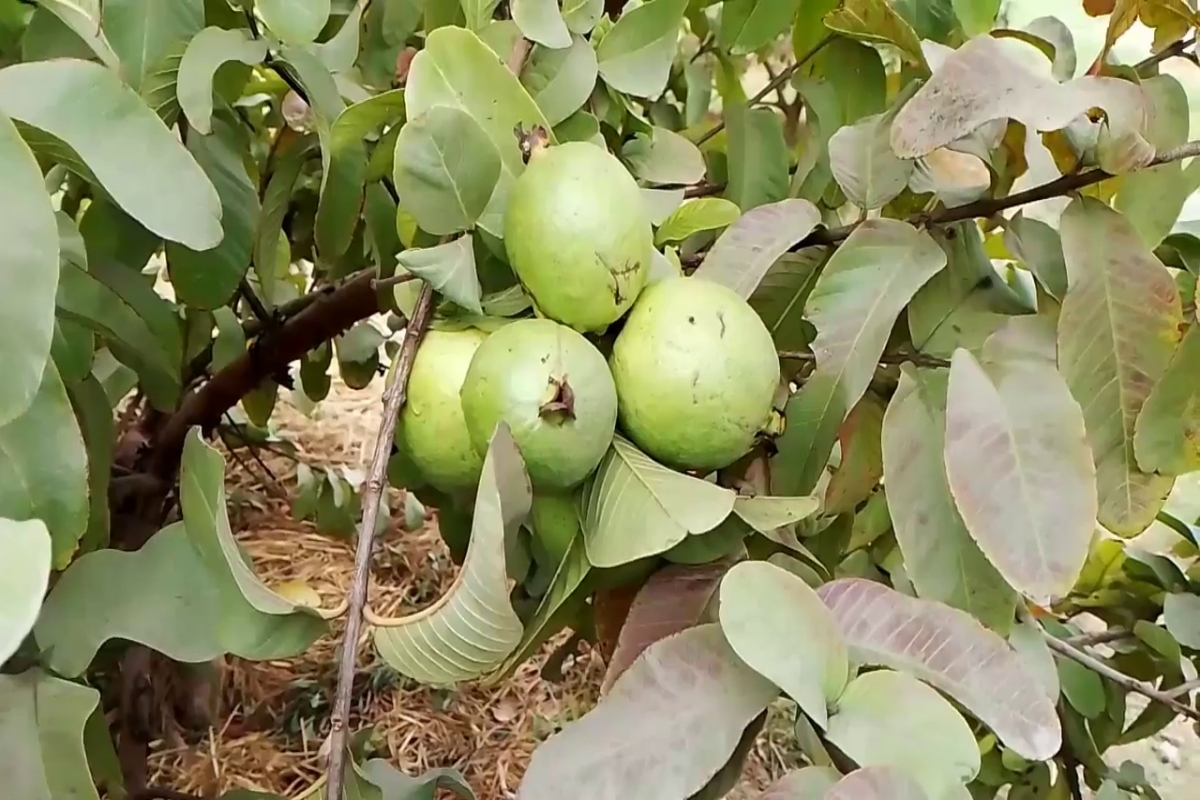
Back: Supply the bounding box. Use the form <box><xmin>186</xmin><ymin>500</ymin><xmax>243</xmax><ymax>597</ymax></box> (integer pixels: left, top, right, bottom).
<box><xmin>824</xmin><ymin>392</ymin><xmax>885</xmax><ymax>515</ymax></box>
<box><xmin>825</xmin><ymin>766</ymin><xmax>927</xmax><ymax>800</ymax></box>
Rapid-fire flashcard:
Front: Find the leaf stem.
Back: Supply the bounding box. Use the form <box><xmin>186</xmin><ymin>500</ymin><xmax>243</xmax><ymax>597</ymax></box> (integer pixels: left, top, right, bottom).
<box><xmin>1042</xmin><ymin>631</ymin><xmax>1200</xmax><ymax>721</ymax></box>
<box><xmin>694</xmin><ymin>34</ymin><xmax>835</xmax><ymax>147</ymax></box>
<box><xmin>324</xmin><ymin>282</ymin><xmax>435</xmax><ymax>800</ymax></box>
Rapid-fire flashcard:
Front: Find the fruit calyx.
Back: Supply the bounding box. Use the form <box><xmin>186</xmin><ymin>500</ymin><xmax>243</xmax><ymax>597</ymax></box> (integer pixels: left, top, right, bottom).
<box><xmin>514</xmin><ymin>123</ymin><xmax>552</xmax><ymax>165</ymax></box>
<box><xmin>539</xmin><ymin>376</ymin><xmax>576</xmax><ymax>422</ymax></box>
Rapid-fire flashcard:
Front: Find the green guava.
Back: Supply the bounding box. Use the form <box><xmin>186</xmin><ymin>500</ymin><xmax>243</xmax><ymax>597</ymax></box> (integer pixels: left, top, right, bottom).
<box><xmin>528</xmin><ymin>489</ymin><xmax>581</xmax><ymax>571</ymax></box>
<box><xmin>609</xmin><ymin>276</ymin><xmax>781</xmax><ymax>473</ymax></box>
<box><xmin>460</xmin><ymin>318</ymin><xmax>617</xmax><ymax>490</ymax></box>
<box><xmin>395</xmin><ymin>328</ymin><xmax>489</xmax><ymax>495</ymax></box>
<box><xmin>503</xmin><ymin>141</ymin><xmax>652</xmax><ymax>333</ymax></box>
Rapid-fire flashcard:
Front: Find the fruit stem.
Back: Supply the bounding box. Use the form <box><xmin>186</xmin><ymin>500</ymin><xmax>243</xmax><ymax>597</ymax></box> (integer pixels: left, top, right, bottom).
<box><xmin>514</xmin><ymin>123</ymin><xmax>551</xmax><ymax>165</ymax></box>
<box><xmin>538</xmin><ymin>377</ymin><xmax>576</xmax><ymax>422</ymax></box>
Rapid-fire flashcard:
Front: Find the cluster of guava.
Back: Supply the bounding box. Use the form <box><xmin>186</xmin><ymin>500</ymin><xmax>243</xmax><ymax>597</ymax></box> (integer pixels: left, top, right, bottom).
<box><xmin>395</xmin><ymin>138</ymin><xmax>780</xmax><ymax>562</ymax></box>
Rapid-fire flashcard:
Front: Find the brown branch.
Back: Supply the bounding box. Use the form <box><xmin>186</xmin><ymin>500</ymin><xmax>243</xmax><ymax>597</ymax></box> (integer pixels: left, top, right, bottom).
<box><xmin>1135</xmin><ymin>36</ymin><xmax>1195</xmax><ymax>75</ymax></box>
<box><xmin>1043</xmin><ymin>632</ymin><xmax>1200</xmax><ymax>721</ymax></box>
<box><xmin>324</xmin><ymin>283</ymin><xmax>435</xmax><ymax>800</ymax></box>
<box><xmin>779</xmin><ymin>349</ymin><xmax>950</xmax><ymax>369</ymax></box>
<box><xmin>695</xmin><ymin>34</ymin><xmax>835</xmax><ymax>147</ymax></box>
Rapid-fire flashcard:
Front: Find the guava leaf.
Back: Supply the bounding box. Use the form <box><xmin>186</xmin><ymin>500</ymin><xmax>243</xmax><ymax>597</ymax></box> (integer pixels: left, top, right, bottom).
<box><xmin>748</xmin><ymin>248</ymin><xmax>826</xmax><ymax>352</ymax></box>
<box><xmin>521</xmin><ymin>35</ymin><xmax>598</xmax><ymax>127</ymax></box>
<box><xmin>824</xmin><ymin>393</ymin><xmax>885</xmax><ymax>516</ymax></box>
<box><xmin>594</xmin><ymin>0</ymin><xmax>688</xmax><ymax>99</ymax></box>
<box><xmin>0</xmin><ymin>361</ymin><xmax>88</xmax><ymax>569</ymax></box>
<box><xmin>375</xmin><ymin>423</ymin><xmax>531</xmax><ymax>684</ymax></box>
<box><xmin>719</xmin><ymin>0</ymin><xmax>802</xmax><ymax>55</ymax></box>
<box><xmin>0</xmin><ymin>519</ymin><xmax>51</xmax><ymax>667</ymax></box>
<box><xmin>1058</xmin><ymin>197</ymin><xmax>1182</xmax><ymax>535</ymax></box>
<box><xmin>601</xmin><ymin>560</ymin><xmax>730</xmax><ymax>694</ymax></box>
<box><xmin>562</xmin><ymin>0</ymin><xmax>603</xmax><ymax>34</ymax></box>
<box><xmin>826</xmin><ymin>670</ymin><xmax>979</xmax><ymax>800</ymax></box>
<box><xmin>33</xmin><ymin>522</ymin><xmax>226</xmax><ymax>677</ymax></box>
<box><xmin>818</xmin><ymin>578</ymin><xmax>1062</xmax><ymax>761</ymax></box>
<box><xmin>622</xmin><ymin>126</ymin><xmax>706</xmax><ymax>185</ymax></box>
<box><xmin>487</xmin><ymin>531</ymin><xmax>590</xmax><ymax>684</ymax></box>
<box><xmin>254</xmin><ymin>132</ymin><xmax>315</xmax><ymax>303</ymax></box>
<box><xmin>883</xmin><ymin>365</ymin><xmax>1016</xmax><ymax>630</ymax></box>
<box><xmin>393</xmin><ymin>106</ymin><xmax>502</xmax><ymax>237</ymax></box>
<box><xmin>829</xmin><ymin>107</ymin><xmax>915</xmax><ymax>211</ymax></box>
<box><xmin>51</xmin><ymin>319</ymin><xmax>94</xmax><ymax>385</ymax></box>
<box><xmin>944</xmin><ymin>316</ymin><xmax>1097</xmax><ymax>602</ymax></box>
<box><xmin>0</xmin><ymin>112</ymin><xmax>59</xmax><ymax>427</ymax></box>
<box><xmin>1163</xmin><ymin>592</ymin><xmax>1200</xmax><ymax>649</ymax></box>
<box><xmin>825</xmin><ymin>0</ymin><xmax>925</xmax><ymax>68</ymax></box>
<box><xmin>512</xmin><ymin>0</ymin><xmax>571</xmax><ymax>48</ymax></box>
<box><xmin>406</xmin><ymin>25</ymin><xmax>554</xmax><ymax>237</ymax></box>
<box><xmin>757</xmin><ymin>766</ymin><xmax>841</xmax><ymax>800</ymax></box>
<box><xmin>101</xmin><ymin>0</ymin><xmax>203</xmax><ymax>94</ymax></box>
<box><xmin>731</xmin><ymin>495</ymin><xmax>820</xmax><ymax>533</ymax></box>
<box><xmin>725</xmin><ymin>103</ymin><xmax>789</xmax><ymax>211</ymax></box>
<box><xmin>360</xmin><ymin>759</ymin><xmax>477</xmax><ymax>800</ymax></box>
<box><xmin>0</xmin><ymin>58</ymin><xmax>222</xmax><ymax>250</ymax></box>
<box><xmin>772</xmin><ymin>220</ymin><xmax>946</xmax><ymax>496</ymax></box>
<box><xmin>311</xmin><ymin>0</ymin><xmax>364</xmax><ymax>73</ymax></box>
<box><xmin>1004</xmin><ymin>212</ymin><xmax>1067</xmax><ymax>301</ymax></box>
<box><xmin>179</xmin><ymin>428</ymin><xmax>327</xmax><ymax>659</ymax></box>
<box><xmin>824</xmin><ymin>766</ymin><xmax>928</xmax><ymax>800</ymax></box>
<box><xmin>166</xmin><ymin>114</ymin><xmax>259</xmax><ymax>310</ymax></box>
<box><xmin>1133</xmin><ymin>324</ymin><xmax>1200</xmax><ymax>475</ymax></box>
<box><xmin>0</xmin><ymin>668</ymin><xmax>103</xmax><ymax>800</ymax></box>
<box><xmin>396</xmin><ymin>235</ymin><xmax>483</xmax><ymax>314</ymax></box>
<box><xmin>257</xmin><ymin>0</ymin><xmax>330</xmax><ymax>44</ymax></box>
<box><xmin>718</xmin><ymin>560</ymin><xmax>849</xmax><ymax>728</ymax></box>
<box><xmin>32</xmin><ymin>0</ymin><xmax>120</xmax><ymax>69</ymax></box>
<box><xmin>177</xmin><ymin>28</ymin><xmax>268</xmax><ymax>135</ymax></box>
<box><xmin>891</xmin><ymin>34</ymin><xmax>1151</xmax><ymax>173</ymax></box>
<box><xmin>654</xmin><ymin>198</ymin><xmax>741</xmax><ymax>246</ymax></box>
<box><xmin>582</xmin><ymin>435</ymin><xmax>736</xmax><ymax>568</ymax></box>
<box><xmin>694</xmin><ymin>198</ymin><xmax>821</xmax><ymax>299</ymax></box>
<box><xmin>517</xmin><ymin>624</ymin><xmax>779</xmax><ymax>800</ymax></box>
<box><xmin>64</xmin><ymin>374</ymin><xmax>113</xmax><ymax>556</ymax></box>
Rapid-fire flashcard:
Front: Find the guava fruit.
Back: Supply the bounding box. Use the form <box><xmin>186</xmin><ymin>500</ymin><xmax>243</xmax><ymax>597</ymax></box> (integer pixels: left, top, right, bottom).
<box><xmin>528</xmin><ymin>489</ymin><xmax>581</xmax><ymax>571</ymax></box>
<box><xmin>609</xmin><ymin>276</ymin><xmax>781</xmax><ymax>473</ymax></box>
<box><xmin>395</xmin><ymin>328</ymin><xmax>489</xmax><ymax>495</ymax></box>
<box><xmin>503</xmin><ymin>139</ymin><xmax>652</xmax><ymax>333</ymax></box>
<box><xmin>460</xmin><ymin>318</ymin><xmax>617</xmax><ymax>490</ymax></box>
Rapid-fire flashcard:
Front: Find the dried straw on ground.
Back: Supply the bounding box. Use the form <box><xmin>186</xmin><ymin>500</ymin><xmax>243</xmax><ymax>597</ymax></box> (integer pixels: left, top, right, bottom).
<box><xmin>149</xmin><ymin>376</ymin><xmax>793</xmax><ymax>799</ymax></box>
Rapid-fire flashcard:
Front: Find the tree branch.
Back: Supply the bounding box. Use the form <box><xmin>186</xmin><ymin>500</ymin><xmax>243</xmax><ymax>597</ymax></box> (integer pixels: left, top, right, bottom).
<box><xmin>1043</xmin><ymin>632</ymin><xmax>1200</xmax><ymax>721</ymax></box>
<box><xmin>324</xmin><ymin>283</ymin><xmax>435</xmax><ymax>800</ymax></box>
<box><xmin>1135</xmin><ymin>36</ymin><xmax>1195</xmax><ymax>76</ymax></box>
<box><xmin>779</xmin><ymin>349</ymin><xmax>950</xmax><ymax>369</ymax></box>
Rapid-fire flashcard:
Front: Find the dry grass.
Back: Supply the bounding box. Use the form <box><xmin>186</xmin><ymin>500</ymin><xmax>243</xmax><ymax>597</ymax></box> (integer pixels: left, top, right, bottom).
<box><xmin>146</xmin><ymin>375</ymin><xmax>795</xmax><ymax>799</ymax></box>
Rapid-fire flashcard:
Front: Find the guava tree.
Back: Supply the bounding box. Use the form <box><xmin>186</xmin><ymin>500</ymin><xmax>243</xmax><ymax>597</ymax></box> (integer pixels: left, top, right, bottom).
<box><xmin>2</xmin><ymin>0</ymin><xmax>1200</xmax><ymax>799</ymax></box>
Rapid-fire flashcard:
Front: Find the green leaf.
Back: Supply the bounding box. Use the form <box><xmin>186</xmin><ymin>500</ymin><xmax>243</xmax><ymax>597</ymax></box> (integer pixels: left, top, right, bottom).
<box><xmin>951</xmin><ymin>0</ymin><xmax>998</xmax><ymax>36</ymax></box>
<box><xmin>694</xmin><ymin>199</ymin><xmax>821</xmax><ymax>299</ymax></box>
<box><xmin>808</xmin><ymin>37</ymin><xmax>885</xmax><ymax>127</ymax></box>
<box><xmin>724</xmin><ymin>103</ymin><xmax>788</xmax><ymax>211</ymax></box>
<box><xmin>0</xmin><ymin>518</ymin><xmax>51</xmax><ymax>666</ymax></box>
<box><xmin>0</xmin><ymin>59</ymin><xmax>222</xmax><ymax>249</ymax></box>
<box><xmin>654</xmin><ymin>198</ymin><xmax>740</xmax><ymax>246</ymax></box>
<box><xmin>311</xmin><ymin>0</ymin><xmax>364</xmax><ymax>72</ymax></box>
<box><xmin>32</xmin><ymin>0</ymin><xmax>120</xmax><ymax>69</ymax></box>
<box><xmin>1004</xmin><ymin>211</ymin><xmax>1067</xmax><ymax>301</ymax></box>
<box><xmin>825</xmin><ymin>766</ymin><xmax>929</xmax><ymax>800</ymax></box>
<box><xmin>825</xmin><ymin>0</ymin><xmax>926</xmax><ymax>68</ymax></box>
<box><xmin>396</xmin><ymin>236</ymin><xmax>482</xmax><ymax>314</ymax></box>
<box><xmin>64</xmin><ymin>374</ymin><xmax>112</xmax><ymax>555</ymax></box>
<box><xmin>0</xmin><ymin>668</ymin><xmax>104</xmax><ymax>800</ymax></box>
<box><xmin>177</xmin><ymin>27</ymin><xmax>268</xmax><ymax>135</ymax></box>
<box><xmin>375</xmin><ymin>423</ymin><xmax>531</xmax><ymax>684</ymax></box>
<box><xmin>827</xmin><ymin>670</ymin><xmax>978</xmax><ymax>800</ymax></box>
<box><xmin>622</xmin><ymin>126</ymin><xmax>705</xmax><ymax>185</ymax></box>
<box><xmin>517</xmin><ymin>624</ymin><xmax>779</xmax><ymax>800</ymax></box>
<box><xmin>792</xmin><ymin>0</ymin><xmax>839</xmax><ymax>63</ymax></box>
<box><xmin>1134</xmin><ymin>323</ymin><xmax>1200</xmax><ymax>475</ymax></box>
<box><xmin>138</xmin><ymin>38</ymin><xmax>187</xmax><ymax>126</ymax></box>
<box><xmin>719</xmin><ymin>0</ymin><xmax>802</xmax><ymax>55</ymax></box>
<box><xmin>52</xmin><ymin>320</ymin><xmax>94</xmax><ymax>386</ymax></box>
<box><xmin>166</xmin><ymin>114</ymin><xmax>259</xmax><ymax>309</ymax></box>
<box><xmin>360</xmin><ymin>760</ymin><xmax>477</xmax><ymax>800</ymax></box>
<box><xmin>1163</xmin><ymin>592</ymin><xmax>1200</xmax><ymax>649</ymax></box>
<box><xmin>883</xmin><ymin>366</ymin><xmax>1016</xmax><ymax>630</ymax></box>
<box><xmin>0</xmin><ymin>112</ymin><xmax>59</xmax><ymax>427</ymax></box>
<box><xmin>406</xmin><ymin>25</ymin><xmax>553</xmax><ymax>237</ymax></box>
<box><xmin>641</xmin><ymin>187</ymin><xmax>684</xmax><ymax>225</ymax></box>
<box><xmin>562</xmin><ymin>0</ymin><xmax>603</xmax><ymax>34</ymax></box>
<box><xmin>257</xmin><ymin>0</ymin><xmax>330</xmax><ymax>43</ymax></box>
<box><xmin>772</xmin><ymin>220</ymin><xmax>945</xmax><ymax>496</ymax></box>
<box><xmin>102</xmin><ymin>0</ymin><xmax>203</xmax><ymax>93</ymax></box>
<box><xmin>179</xmin><ymin>428</ymin><xmax>327</xmax><ymax>659</ymax></box>
<box><xmin>718</xmin><ymin>560</ymin><xmax>848</xmax><ymax>728</ymax></box>
<box><xmin>818</xmin><ymin>578</ymin><xmax>1062</xmax><ymax>761</ymax></box>
<box><xmin>254</xmin><ymin>132</ymin><xmax>315</xmax><ymax>305</ymax></box>
<box><xmin>944</xmin><ymin>316</ymin><xmax>1097</xmax><ymax>602</ymax></box>
<box><xmin>521</xmin><ymin>35</ymin><xmax>598</xmax><ymax>127</ymax></box>
<box><xmin>394</xmin><ymin>105</ymin><xmax>501</xmax><ymax>237</ymax></box>
<box><xmin>594</xmin><ymin>0</ymin><xmax>688</xmax><ymax>99</ymax></box>
<box><xmin>1059</xmin><ymin>197</ymin><xmax>1181</xmax><ymax>535</ymax></box>
<box><xmin>759</xmin><ymin>766</ymin><xmax>841</xmax><ymax>800</ymax></box>
<box><xmin>512</xmin><ymin>0</ymin><xmax>571</xmax><ymax>48</ymax></box>
<box><xmin>828</xmin><ymin>106</ymin><xmax>915</xmax><ymax>211</ymax></box>
<box><xmin>891</xmin><ymin>36</ymin><xmax>1152</xmax><ymax>174</ymax></box>
<box><xmin>581</xmin><ymin>435</ymin><xmax>736</xmax><ymax>568</ymax></box>
<box><xmin>1058</xmin><ymin>656</ymin><xmax>1105</xmax><ymax>719</ymax></box>
<box><xmin>461</xmin><ymin>0</ymin><xmax>500</xmax><ymax>31</ymax></box>
<box><xmin>749</xmin><ymin>249</ymin><xmax>825</xmax><ymax>352</ymax></box>
<box><xmin>732</xmin><ymin>494</ymin><xmax>820</xmax><ymax>533</ymax></box>
<box><xmin>34</xmin><ymin>523</ymin><xmax>226</xmax><ymax>677</ymax></box>
<box><xmin>0</xmin><ymin>362</ymin><xmax>87</xmax><ymax>569</ymax></box>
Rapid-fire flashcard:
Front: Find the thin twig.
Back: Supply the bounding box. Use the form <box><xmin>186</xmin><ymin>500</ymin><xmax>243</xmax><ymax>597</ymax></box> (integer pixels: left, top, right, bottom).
<box><xmin>1063</xmin><ymin>628</ymin><xmax>1132</xmax><ymax>648</ymax></box>
<box><xmin>1043</xmin><ymin>632</ymin><xmax>1200</xmax><ymax>721</ymax></box>
<box><xmin>1135</xmin><ymin>36</ymin><xmax>1195</xmax><ymax>76</ymax></box>
<box><xmin>371</xmin><ymin>272</ymin><xmax>420</xmax><ymax>292</ymax></box>
<box><xmin>778</xmin><ymin>349</ymin><xmax>951</xmax><ymax>369</ymax></box>
<box><xmin>324</xmin><ymin>283</ymin><xmax>435</xmax><ymax>800</ymax></box>
<box><xmin>1166</xmin><ymin>678</ymin><xmax>1200</xmax><ymax>699</ymax></box>
<box><xmin>220</xmin><ymin>411</ymin><xmax>286</xmax><ymax>499</ymax></box>
<box><xmin>695</xmin><ymin>34</ymin><xmax>835</xmax><ymax>146</ymax></box>
<box><xmin>238</xmin><ymin>278</ymin><xmax>273</xmax><ymax>325</ymax></box>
